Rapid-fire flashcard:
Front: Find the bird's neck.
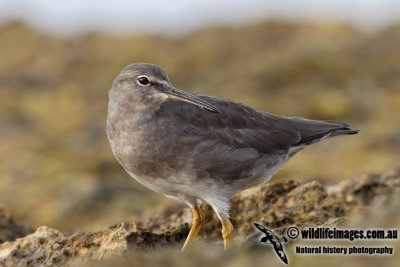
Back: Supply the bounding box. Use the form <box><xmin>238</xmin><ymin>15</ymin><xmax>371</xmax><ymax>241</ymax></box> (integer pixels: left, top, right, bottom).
<box><xmin>107</xmin><ymin>94</ymin><xmax>163</xmax><ymax>129</ymax></box>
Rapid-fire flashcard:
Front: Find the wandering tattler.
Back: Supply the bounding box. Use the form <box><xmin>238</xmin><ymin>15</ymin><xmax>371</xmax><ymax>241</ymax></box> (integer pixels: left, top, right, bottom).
<box><xmin>106</xmin><ymin>63</ymin><xmax>358</xmax><ymax>251</ymax></box>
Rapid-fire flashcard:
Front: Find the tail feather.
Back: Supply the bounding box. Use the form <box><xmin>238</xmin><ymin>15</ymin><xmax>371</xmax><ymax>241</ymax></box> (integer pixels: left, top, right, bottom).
<box><xmin>284</xmin><ymin>117</ymin><xmax>359</xmax><ymax>146</ymax></box>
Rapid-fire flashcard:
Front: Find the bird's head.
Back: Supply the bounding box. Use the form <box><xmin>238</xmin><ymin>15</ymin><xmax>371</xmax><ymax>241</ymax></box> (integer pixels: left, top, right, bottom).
<box><xmin>108</xmin><ymin>63</ymin><xmax>218</xmax><ymax>112</ymax></box>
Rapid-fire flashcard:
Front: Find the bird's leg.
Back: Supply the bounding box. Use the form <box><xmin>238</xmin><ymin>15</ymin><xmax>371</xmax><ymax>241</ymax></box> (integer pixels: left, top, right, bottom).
<box><xmin>220</xmin><ymin>218</ymin><xmax>234</xmax><ymax>250</ymax></box>
<box><xmin>181</xmin><ymin>205</ymin><xmax>205</xmax><ymax>251</ymax></box>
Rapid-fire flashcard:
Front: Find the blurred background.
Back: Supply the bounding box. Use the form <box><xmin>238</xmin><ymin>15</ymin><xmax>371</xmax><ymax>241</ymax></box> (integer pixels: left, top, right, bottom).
<box><xmin>0</xmin><ymin>0</ymin><xmax>399</xmax><ymax>231</ymax></box>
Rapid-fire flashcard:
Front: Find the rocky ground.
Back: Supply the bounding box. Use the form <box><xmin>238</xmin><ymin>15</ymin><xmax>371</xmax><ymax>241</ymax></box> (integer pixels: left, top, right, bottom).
<box><xmin>1</xmin><ymin>169</ymin><xmax>399</xmax><ymax>267</ymax></box>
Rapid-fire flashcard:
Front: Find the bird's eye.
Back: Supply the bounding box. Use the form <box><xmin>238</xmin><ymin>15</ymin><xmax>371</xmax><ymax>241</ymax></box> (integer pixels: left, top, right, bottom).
<box><xmin>137</xmin><ymin>76</ymin><xmax>150</xmax><ymax>86</ymax></box>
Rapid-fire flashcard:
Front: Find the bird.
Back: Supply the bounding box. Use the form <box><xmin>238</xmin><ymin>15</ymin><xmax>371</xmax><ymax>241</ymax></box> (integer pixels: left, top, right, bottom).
<box><xmin>254</xmin><ymin>223</ymin><xmax>288</xmax><ymax>264</ymax></box>
<box><xmin>106</xmin><ymin>63</ymin><xmax>358</xmax><ymax>251</ymax></box>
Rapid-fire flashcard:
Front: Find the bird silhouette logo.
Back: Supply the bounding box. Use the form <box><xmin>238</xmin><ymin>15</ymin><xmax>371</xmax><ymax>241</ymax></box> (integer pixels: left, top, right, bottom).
<box><xmin>254</xmin><ymin>223</ymin><xmax>289</xmax><ymax>264</ymax></box>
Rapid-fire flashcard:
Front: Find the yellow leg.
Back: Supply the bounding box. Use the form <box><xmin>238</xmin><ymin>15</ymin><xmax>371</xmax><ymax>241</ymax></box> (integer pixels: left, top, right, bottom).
<box><xmin>221</xmin><ymin>218</ymin><xmax>234</xmax><ymax>250</ymax></box>
<box><xmin>181</xmin><ymin>205</ymin><xmax>205</xmax><ymax>251</ymax></box>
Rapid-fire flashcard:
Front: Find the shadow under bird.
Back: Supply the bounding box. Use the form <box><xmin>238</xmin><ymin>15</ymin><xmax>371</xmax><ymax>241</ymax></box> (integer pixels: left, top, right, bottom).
<box><xmin>106</xmin><ymin>63</ymin><xmax>358</xmax><ymax>251</ymax></box>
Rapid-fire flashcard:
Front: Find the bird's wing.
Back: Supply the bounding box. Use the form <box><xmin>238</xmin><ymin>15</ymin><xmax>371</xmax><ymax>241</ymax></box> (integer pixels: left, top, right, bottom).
<box><xmin>282</xmin><ymin>117</ymin><xmax>358</xmax><ymax>146</ymax></box>
<box><xmin>188</xmin><ymin>95</ymin><xmax>357</xmax><ymax>151</ymax></box>
<box><xmin>254</xmin><ymin>222</ymin><xmax>269</xmax><ymax>233</ymax></box>
<box><xmin>158</xmin><ymin>95</ymin><xmax>301</xmax><ymax>154</ymax></box>
<box><xmin>155</xmin><ymin>94</ymin><xmax>357</xmax><ymax>184</ymax></box>
<box><xmin>274</xmin><ymin>248</ymin><xmax>289</xmax><ymax>264</ymax></box>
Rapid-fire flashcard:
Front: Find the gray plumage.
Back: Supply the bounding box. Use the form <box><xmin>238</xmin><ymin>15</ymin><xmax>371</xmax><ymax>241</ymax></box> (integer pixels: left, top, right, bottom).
<box><xmin>106</xmin><ymin>63</ymin><xmax>358</xmax><ymax>220</ymax></box>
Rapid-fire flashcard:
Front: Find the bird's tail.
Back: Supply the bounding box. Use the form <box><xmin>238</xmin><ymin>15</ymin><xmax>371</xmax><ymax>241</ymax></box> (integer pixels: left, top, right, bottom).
<box><xmin>284</xmin><ymin>117</ymin><xmax>359</xmax><ymax>146</ymax></box>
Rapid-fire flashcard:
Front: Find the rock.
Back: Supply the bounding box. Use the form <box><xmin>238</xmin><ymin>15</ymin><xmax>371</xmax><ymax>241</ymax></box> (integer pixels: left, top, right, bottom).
<box><xmin>0</xmin><ymin>223</ymin><xmax>189</xmax><ymax>267</ymax></box>
<box><xmin>0</xmin><ymin>169</ymin><xmax>399</xmax><ymax>267</ymax></box>
<box><xmin>141</xmin><ymin>179</ymin><xmax>347</xmax><ymax>239</ymax></box>
<box><xmin>327</xmin><ymin>169</ymin><xmax>400</xmax><ymax>205</ymax></box>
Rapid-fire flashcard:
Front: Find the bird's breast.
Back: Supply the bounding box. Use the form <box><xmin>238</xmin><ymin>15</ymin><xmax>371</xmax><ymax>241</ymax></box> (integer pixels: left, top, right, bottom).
<box><xmin>107</xmin><ymin>111</ymin><xmax>182</xmax><ymax>180</ymax></box>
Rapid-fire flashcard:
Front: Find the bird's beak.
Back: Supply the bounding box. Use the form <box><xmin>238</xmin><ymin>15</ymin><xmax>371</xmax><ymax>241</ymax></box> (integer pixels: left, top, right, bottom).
<box><xmin>164</xmin><ymin>86</ymin><xmax>219</xmax><ymax>113</ymax></box>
